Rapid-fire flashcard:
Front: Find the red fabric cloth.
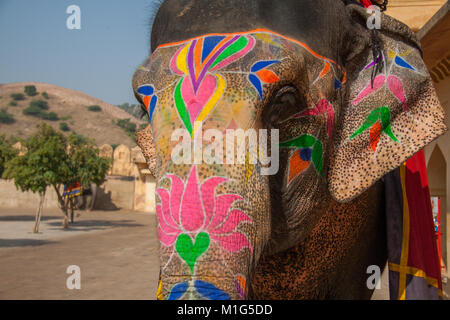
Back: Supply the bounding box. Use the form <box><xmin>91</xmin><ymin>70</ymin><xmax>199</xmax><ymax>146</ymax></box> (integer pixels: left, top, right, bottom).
<box><xmin>360</xmin><ymin>0</ymin><xmax>373</xmax><ymax>8</ymax></box>
<box><xmin>404</xmin><ymin>150</ymin><xmax>442</xmax><ymax>291</ymax></box>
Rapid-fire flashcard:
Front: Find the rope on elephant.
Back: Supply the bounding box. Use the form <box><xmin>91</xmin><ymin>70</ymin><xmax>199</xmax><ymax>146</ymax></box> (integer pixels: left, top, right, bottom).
<box><xmin>345</xmin><ymin>0</ymin><xmax>388</xmax><ymax>88</ymax></box>
<box><xmin>346</xmin><ymin>0</ymin><xmax>388</xmax><ymax>12</ymax></box>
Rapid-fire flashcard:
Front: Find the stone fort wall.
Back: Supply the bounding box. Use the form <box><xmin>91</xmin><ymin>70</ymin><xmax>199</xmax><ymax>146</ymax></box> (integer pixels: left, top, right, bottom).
<box><xmin>0</xmin><ymin>144</ymin><xmax>156</xmax><ymax>213</ymax></box>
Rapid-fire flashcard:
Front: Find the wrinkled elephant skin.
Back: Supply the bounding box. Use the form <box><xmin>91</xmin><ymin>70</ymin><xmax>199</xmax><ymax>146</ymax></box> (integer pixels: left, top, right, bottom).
<box><xmin>132</xmin><ymin>0</ymin><xmax>447</xmax><ymax>299</ymax></box>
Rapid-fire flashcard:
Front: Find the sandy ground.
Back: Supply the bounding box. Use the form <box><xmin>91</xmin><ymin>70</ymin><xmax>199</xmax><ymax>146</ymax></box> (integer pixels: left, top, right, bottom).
<box><xmin>0</xmin><ymin>207</ymin><xmax>448</xmax><ymax>300</ymax></box>
<box><xmin>0</xmin><ymin>208</ymin><xmax>160</xmax><ymax>300</ymax></box>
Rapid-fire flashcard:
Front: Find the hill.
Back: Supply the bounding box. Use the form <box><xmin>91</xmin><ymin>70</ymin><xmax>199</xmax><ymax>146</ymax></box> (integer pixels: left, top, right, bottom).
<box><xmin>0</xmin><ymin>82</ymin><xmax>147</xmax><ymax>147</ymax></box>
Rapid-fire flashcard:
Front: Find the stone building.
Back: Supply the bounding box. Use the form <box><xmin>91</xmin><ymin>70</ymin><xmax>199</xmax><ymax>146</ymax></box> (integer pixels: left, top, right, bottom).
<box><xmin>89</xmin><ymin>143</ymin><xmax>156</xmax><ymax>213</ymax></box>
<box><xmin>0</xmin><ymin>143</ymin><xmax>156</xmax><ymax>213</ymax></box>
<box><xmin>387</xmin><ymin>0</ymin><xmax>450</xmax><ymax>278</ymax></box>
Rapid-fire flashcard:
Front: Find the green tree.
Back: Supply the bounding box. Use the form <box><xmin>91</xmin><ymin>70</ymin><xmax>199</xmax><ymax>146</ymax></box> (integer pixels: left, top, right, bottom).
<box><xmin>62</xmin><ymin>134</ymin><xmax>111</xmax><ymax>223</ymax></box>
<box><xmin>3</xmin><ymin>124</ymin><xmax>68</xmax><ymax>232</ymax></box>
<box><xmin>0</xmin><ymin>108</ymin><xmax>15</xmax><ymax>124</ymax></box>
<box><xmin>117</xmin><ymin>103</ymin><xmax>143</xmax><ymax>119</ymax></box>
<box><xmin>138</xmin><ymin>123</ymin><xmax>148</xmax><ymax>131</ymax></box>
<box><xmin>24</xmin><ymin>85</ymin><xmax>37</xmax><ymax>97</ymax></box>
<box><xmin>10</xmin><ymin>93</ymin><xmax>25</xmax><ymax>101</ymax></box>
<box><xmin>41</xmin><ymin>111</ymin><xmax>59</xmax><ymax>121</ymax></box>
<box><xmin>41</xmin><ymin>92</ymin><xmax>49</xmax><ymax>99</ymax></box>
<box><xmin>115</xmin><ymin>118</ymin><xmax>137</xmax><ymax>139</ymax></box>
<box><xmin>23</xmin><ymin>105</ymin><xmax>42</xmax><ymax>116</ymax></box>
<box><xmin>0</xmin><ymin>135</ymin><xmax>18</xmax><ymax>178</ymax></box>
<box><xmin>87</xmin><ymin>105</ymin><xmax>101</xmax><ymax>112</ymax></box>
<box><xmin>59</xmin><ymin>122</ymin><xmax>70</xmax><ymax>132</ymax></box>
<box><xmin>29</xmin><ymin>100</ymin><xmax>49</xmax><ymax>110</ymax></box>
<box><xmin>3</xmin><ymin>123</ymin><xmax>111</xmax><ymax>232</ymax></box>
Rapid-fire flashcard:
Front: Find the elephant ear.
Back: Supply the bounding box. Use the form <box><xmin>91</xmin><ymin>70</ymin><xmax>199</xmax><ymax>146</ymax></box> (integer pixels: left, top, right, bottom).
<box><xmin>328</xmin><ymin>5</ymin><xmax>447</xmax><ymax>202</ymax></box>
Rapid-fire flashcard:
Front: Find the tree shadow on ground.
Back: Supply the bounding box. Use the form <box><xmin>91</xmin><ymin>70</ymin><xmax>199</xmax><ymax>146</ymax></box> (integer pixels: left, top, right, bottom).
<box><xmin>0</xmin><ymin>239</ymin><xmax>56</xmax><ymax>248</ymax></box>
<box><xmin>0</xmin><ymin>215</ymin><xmax>61</xmax><ymax>222</ymax></box>
<box><xmin>46</xmin><ymin>219</ymin><xmax>144</xmax><ymax>232</ymax></box>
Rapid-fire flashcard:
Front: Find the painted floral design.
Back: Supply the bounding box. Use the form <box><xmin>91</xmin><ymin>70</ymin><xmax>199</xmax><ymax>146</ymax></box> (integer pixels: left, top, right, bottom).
<box><xmin>136</xmin><ymin>84</ymin><xmax>158</xmax><ymax>122</ymax></box>
<box><xmin>167</xmin><ymin>280</ymin><xmax>231</xmax><ymax>300</ymax></box>
<box><xmin>291</xmin><ymin>99</ymin><xmax>335</xmax><ymax>138</ymax></box>
<box><xmin>157</xmin><ymin>165</ymin><xmax>252</xmax><ymax>273</ymax></box>
<box><xmin>388</xmin><ymin>49</ymin><xmax>415</xmax><ymax>71</ymax></box>
<box><xmin>352</xmin><ymin>74</ymin><xmax>408</xmax><ymax>112</ymax></box>
<box><xmin>280</xmin><ymin>134</ymin><xmax>324</xmax><ymax>178</ymax></box>
<box><xmin>350</xmin><ymin>106</ymin><xmax>398</xmax><ymax>152</ymax></box>
<box><xmin>248</xmin><ymin>60</ymin><xmax>281</xmax><ymax>99</ymax></box>
<box><xmin>171</xmin><ymin>35</ymin><xmax>255</xmax><ymax>137</ymax></box>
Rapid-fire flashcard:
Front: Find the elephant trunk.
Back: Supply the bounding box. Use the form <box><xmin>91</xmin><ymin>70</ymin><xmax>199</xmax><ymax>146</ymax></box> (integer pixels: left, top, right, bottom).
<box><xmin>160</xmin><ymin>267</ymin><xmax>250</xmax><ymax>300</ymax></box>
<box><xmin>156</xmin><ymin>164</ymin><xmax>267</xmax><ymax>300</ymax></box>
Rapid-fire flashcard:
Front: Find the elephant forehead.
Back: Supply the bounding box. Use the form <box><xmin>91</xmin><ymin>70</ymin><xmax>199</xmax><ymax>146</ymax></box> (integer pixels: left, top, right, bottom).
<box><xmin>133</xmin><ymin>29</ymin><xmax>345</xmax><ymax>142</ymax></box>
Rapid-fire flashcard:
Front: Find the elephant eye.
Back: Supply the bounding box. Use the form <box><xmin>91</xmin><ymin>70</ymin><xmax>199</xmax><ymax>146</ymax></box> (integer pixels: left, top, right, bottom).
<box><xmin>263</xmin><ymin>86</ymin><xmax>304</xmax><ymax>126</ymax></box>
<box><xmin>138</xmin><ymin>104</ymin><xmax>149</xmax><ymax>120</ymax></box>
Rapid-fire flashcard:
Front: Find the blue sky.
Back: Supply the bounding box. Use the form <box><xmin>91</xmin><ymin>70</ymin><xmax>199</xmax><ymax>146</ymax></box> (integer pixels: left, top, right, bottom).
<box><xmin>0</xmin><ymin>0</ymin><xmax>161</xmax><ymax>105</ymax></box>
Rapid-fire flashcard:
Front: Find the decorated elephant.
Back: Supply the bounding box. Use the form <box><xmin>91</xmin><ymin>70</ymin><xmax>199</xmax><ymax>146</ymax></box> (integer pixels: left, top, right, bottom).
<box><xmin>71</xmin><ymin>183</ymin><xmax>98</xmax><ymax>211</ymax></box>
<box><xmin>132</xmin><ymin>0</ymin><xmax>447</xmax><ymax>299</ymax></box>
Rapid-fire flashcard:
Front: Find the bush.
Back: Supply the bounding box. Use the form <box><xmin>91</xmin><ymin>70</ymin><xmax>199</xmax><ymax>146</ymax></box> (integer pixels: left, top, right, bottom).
<box><xmin>0</xmin><ymin>108</ymin><xmax>15</xmax><ymax>124</ymax></box>
<box><xmin>23</xmin><ymin>105</ymin><xmax>42</xmax><ymax>116</ymax></box>
<box><xmin>41</xmin><ymin>92</ymin><xmax>49</xmax><ymax>99</ymax></box>
<box><xmin>9</xmin><ymin>101</ymin><xmax>17</xmax><ymax>107</ymax></box>
<box><xmin>59</xmin><ymin>122</ymin><xmax>70</xmax><ymax>132</ymax></box>
<box><xmin>23</xmin><ymin>105</ymin><xmax>58</xmax><ymax>121</ymax></box>
<box><xmin>29</xmin><ymin>100</ymin><xmax>49</xmax><ymax>110</ymax></box>
<box><xmin>87</xmin><ymin>105</ymin><xmax>102</xmax><ymax>112</ymax></box>
<box><xmin>41</xmin><ymin>112</ymin><xmax>59</xmax><ymax>121</ymax></box>
<box><xmin>24</xmin><ymin>85</ymin><xmax>37</xmax><ymax>97</ymax></box>
<box><xmin>116</xmin><ymin>118</ymin><xmax>137</xmax><ymax>133</ymax></box>
<box><xmin>115</xmin><ymin>118</ymin><xmax>137</xmax><ymax>140</ymax></box>
<box><xmin>60</xmin><ymin>115</ymin><xmax>72</xmax><ymax>121</ymax></box>
<box><xmin>11</xmin><ymin>93</ymin><xmax>25</xmax><ymax>101</ymax></box>
<box><xmin>117</xmin><ymin>103</ymin><xmax>143</xmax><ymax>119</ymax></box>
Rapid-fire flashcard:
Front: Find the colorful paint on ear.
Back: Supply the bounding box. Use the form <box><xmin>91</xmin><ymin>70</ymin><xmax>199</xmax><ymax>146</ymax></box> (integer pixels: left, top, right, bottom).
<box><xmin>388</xmin><ymin>49</ymin><xmax>415</xmax><ymax>71</ymax></box>
<box><xmin>365</xmin><ymin>54</ymin><xmax>384</xmax><ymax>70</ymax></box>
<box><xmin>350</xmin><ymin>106</ymin><xmax>398</xmax><ymax>152</ymax></box>
<box><xmin>136</xmin><ymin>85</ymin><xmax>158</xmax><ymax>122</ymax></box>
<box><xmin>352</xmin><ymin>75</ymin><xmax>408</xmax><ymax>112</ymax></box>
<box><xmin>280</xmin><ymin>134</ymin><xmax>324</xmax><ymax>178</ymax></box>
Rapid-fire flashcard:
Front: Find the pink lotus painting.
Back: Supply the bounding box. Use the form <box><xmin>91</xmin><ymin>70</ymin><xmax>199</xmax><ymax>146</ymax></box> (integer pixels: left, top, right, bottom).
<box><xmin>156</xmin><ymin>166</ymin><xmax>252</xmax><ymax>272</ymax></box>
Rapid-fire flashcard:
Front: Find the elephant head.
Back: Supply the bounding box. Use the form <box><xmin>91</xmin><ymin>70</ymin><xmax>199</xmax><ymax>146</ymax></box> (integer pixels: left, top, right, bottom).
<box><xmin>132</xmin><ymin>0</ymin><xmax>447</xmax><ymax>299</ymax></box>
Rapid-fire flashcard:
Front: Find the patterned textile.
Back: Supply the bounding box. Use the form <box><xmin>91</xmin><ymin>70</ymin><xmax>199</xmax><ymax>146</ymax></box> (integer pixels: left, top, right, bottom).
<box><xmin>63</xmin><ymin>182</ymin><xmax>83</xmax><ymax>199</ymax></box>
<box><xmin>384</xmin><ymin>150</ymin><xmax>442</xmax><ymax>299</ymax></box>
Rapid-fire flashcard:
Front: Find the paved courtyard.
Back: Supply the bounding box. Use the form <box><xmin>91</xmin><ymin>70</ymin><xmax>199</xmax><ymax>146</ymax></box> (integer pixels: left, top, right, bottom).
<box><xmin>0</xmin><ymin>208</ymin><xmax>160</xmax><ymax>299</ymax></box>
<box><xmin>0</xmin><ymin>207</ymin><xmax>448</xmax><ymax>300</ymax></box>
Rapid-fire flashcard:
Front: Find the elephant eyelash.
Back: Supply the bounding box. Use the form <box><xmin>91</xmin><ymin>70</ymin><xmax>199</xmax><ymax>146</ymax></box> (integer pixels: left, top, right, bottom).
<box><xmin>264</xmin><ymin>85</ymin><xmax>305</xmax><ymax>125</ymax></box>
<box><xmin>138</xmin><ymin>104</ymin><xmax>149</xmax><ymax>120</ymax></box>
